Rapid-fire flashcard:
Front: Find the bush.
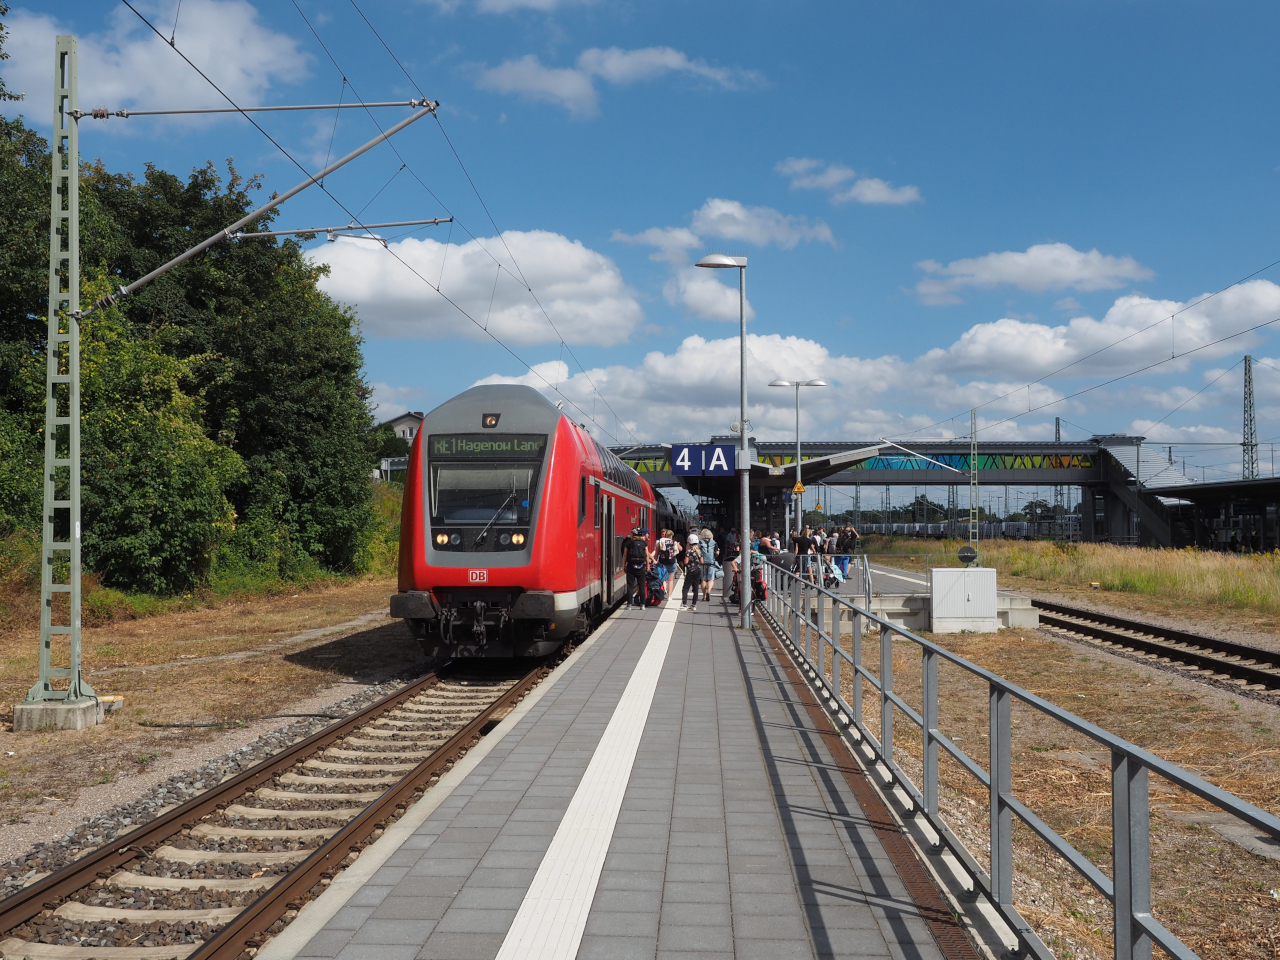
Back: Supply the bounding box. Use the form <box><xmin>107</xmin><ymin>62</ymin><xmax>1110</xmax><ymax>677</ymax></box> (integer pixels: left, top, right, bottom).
<box><xmin>77</xmin><ymin>281</ymin><xmax>244</xmax><ymax>593</ymax></box>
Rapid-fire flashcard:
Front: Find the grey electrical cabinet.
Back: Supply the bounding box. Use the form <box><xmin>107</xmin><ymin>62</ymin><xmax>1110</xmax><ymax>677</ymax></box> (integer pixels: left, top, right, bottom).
<box><xmin>930</xmin><ymin>567</ymin><xmax>998</xmax><ymax>633</ymax></box>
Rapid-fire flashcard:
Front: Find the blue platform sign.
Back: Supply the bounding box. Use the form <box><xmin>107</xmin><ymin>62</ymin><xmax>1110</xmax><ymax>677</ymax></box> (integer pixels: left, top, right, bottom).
<box><xmin>670</xmin><ymin>444</ymin><xmax>736</xmax><ymax>476</ymax></box>
<box><xmin>670</xmin><ymin>444</ymin><xmax>700</xmax><ymax>475</ymax></box>
<box><xmin>704</xmin><ymin>444</ymin><xmax>735</xmax><ymax>476</ymax></box>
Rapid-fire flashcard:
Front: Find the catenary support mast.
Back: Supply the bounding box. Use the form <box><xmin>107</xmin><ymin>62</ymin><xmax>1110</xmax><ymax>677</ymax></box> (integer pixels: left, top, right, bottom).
<box><xmin>970</xmin><ymin>409</ymin><xmax>979</xmax><ymax>553</ymax></box>
<box><xmin>1244</xmin><ymin>355</ymin><xmax>1258</xmax><ymax>480</ymax></box>
<box><xmin>27</xmin><ymin>36</ymin><xmax>94</xmax><ymax>710</ymax></box>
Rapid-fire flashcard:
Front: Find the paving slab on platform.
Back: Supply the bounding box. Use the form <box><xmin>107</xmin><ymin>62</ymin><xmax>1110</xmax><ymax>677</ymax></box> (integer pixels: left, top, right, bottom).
<box><xmin>283</xmin><ymin>591</ymin><xmax>956</xmax><ymax>960</ymax></box>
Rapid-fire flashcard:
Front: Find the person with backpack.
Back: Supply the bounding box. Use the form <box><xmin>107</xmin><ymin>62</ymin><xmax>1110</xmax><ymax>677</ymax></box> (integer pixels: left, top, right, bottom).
<box><xmin>723</xmin><ymin>528</ymin><xmax>741</xmax><ymax>581</ymax></box>
<box><xmin>680</xmin><ymin>533</ymin><xmax>704</xmax><ymax>611</ymax></box>
<box><xmin>655</xmin><ymin>528</ymin><xmax>678</xmax><ymax>594</ymax></box>
<box><xmin>621</xmin><ymin>526</ymin><xmax>651</xmax><ymax>608</ymax></box>
<box><xmin>699</xmin><ymin>528</ymin><xmax>719</xmax><ymax>602</ymax></box>
<box><xmin>793</xmin><ymin>525</ymin><xmax>817</xmax><ymax>583</ymax></box>
<box><xmin>834</xmin><ymin>525</ymin><xmax>859</xmax><ymax>578</ymax></box>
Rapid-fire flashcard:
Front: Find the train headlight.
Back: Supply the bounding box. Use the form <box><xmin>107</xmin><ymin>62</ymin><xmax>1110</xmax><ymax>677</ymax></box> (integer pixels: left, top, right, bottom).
<box><xmin>499</xmin><ymin>534</ymin><xmax>511</xmax><ymax>545</ymax></box>
<box><xmin>435</xmin><ymin>533</ymin><xmax>449</xmax><ymax>546</ymax></box>
<box><xmin>512</xmin><ymin>533</ymin><xmax>525</xmax><ymax>545</ymax></box>
<box><xmin>450</xmin><ymin>533</ymin><xmax>462</xmax><ymax>545</ymax></box>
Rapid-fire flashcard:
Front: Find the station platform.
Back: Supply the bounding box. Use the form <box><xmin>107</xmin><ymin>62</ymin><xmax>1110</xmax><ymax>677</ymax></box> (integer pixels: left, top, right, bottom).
<box><xmin>261</xmin><ymin>590</ymin><xmax>975</xmax><ymax>960</ymax></box>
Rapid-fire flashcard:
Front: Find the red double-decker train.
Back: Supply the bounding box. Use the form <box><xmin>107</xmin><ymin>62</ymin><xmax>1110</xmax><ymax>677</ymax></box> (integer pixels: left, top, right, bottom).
<box><xmin>390</xmin><ymin>384</ymin><xmax>689</xmax><ymax>657</ymax></box>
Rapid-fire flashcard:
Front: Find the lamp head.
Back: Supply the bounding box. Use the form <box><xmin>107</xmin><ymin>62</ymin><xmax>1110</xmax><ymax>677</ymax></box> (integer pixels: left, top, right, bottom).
<box><xmin>802</xmin><ymin>379</ymin><xmax>829</xmax><ymax>388</ymax></box>
<box><xmin>768</xmin><ymin>379</ymin><xmax>794</xmax><ymax>388</ymax></box>
<box><xmin>696</xmin><ymin>254</ymin><xmax>748</xmax><ymax>269</ymax></box>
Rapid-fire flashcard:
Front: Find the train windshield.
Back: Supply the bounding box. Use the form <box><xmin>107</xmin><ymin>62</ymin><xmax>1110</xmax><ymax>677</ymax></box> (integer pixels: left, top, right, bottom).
<box><xmin>428</xmin><ymin>434</ymin><xmax>547</xmax><ymax>525</ymax></box>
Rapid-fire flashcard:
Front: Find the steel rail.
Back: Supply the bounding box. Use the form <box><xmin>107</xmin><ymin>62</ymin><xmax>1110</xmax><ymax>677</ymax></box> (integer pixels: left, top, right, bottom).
<box><xmin>189</xmin><ymin>664</ymin><xmax>547</xmax><ymax>960</ymax></box>
<box><xmin>1034</xmin><ymin>598</ymin><xmax>1280</xmax><ymax>666</ymax></box>
<box><xmin>1033</xmin><ymin>601</ymin><xmax>1280</xmax><ymax>688</ymax></box>
<box><xmin>0</xmin><ymin>669</ymin><xmax>450</xmax><ymax>933</ymax></box>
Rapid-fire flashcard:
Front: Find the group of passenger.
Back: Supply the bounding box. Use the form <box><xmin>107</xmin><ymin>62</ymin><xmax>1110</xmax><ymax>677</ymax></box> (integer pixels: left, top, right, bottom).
<box><xmin>621</xmin><ymin>525</ymin><xmax>745</xmax><ymax>611</ymax></box>
<box><xmin>621</xmin><ymin>522</ymin><xmax>865</xmax><ymax>608</ymax></box>
<box><xmin>785</xmin><ymin>523</ymin><xmax>861</xmax><ymax>581</ymax></box>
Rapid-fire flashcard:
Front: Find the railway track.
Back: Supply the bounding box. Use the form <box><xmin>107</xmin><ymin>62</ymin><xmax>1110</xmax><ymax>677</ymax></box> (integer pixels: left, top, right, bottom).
<box><xmin>0</xmin><ymin>662</ymin><xmax>548</xmax><ymax>960</ymax></box>
<box><xmin>1033</xmin><ymin>599</ymin><xmax>1280</xmax><ymax>691</ymax></box>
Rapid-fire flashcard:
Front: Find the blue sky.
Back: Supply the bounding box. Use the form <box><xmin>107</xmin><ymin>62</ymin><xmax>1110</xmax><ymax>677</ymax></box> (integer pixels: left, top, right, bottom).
<box><xmin>9</xmin><ymin>0</ymin><xmax>1280</xmax><ymax>486</ymax></box>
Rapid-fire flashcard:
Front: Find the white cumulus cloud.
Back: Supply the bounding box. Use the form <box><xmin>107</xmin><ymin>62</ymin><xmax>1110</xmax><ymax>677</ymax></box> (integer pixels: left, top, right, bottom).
<box><xmin>475</xmin><ymin>46</ymin><xmax>761</xmax><ymax>117</ymax></box>
<box><xmin>393</xmin><ymin>283</ymin><xmax>1278</xmax><ymax>444</ymax></box>
<box><xmin>776</xmin><ymin>157</ymin><xmax>922</xmax><ymax>206</ymax></box>
<box><xmin>369</xmin><ymin>383</ymin><xmax>428</xmax><ymax>421</ymax></box>
<box><xmin>5</xmin><ymin>1</ymin><xmax>307</xmax><ymax>125</ymax></box>
<box><xmin>476</xmin><ymin>333</ymin><xmax>900</xmax><ymax>441</ymax></box>
<box><xmin>614</xmin><ymin>199</ymin><xmax>833</xmax><ymax>320</ymax></box>
<box><xmin>915</xmin><ymin>242</ymin><xmax>1154</xmax><ymax>305</ymax></box>
<box><xmin>311</xmin><ymin>230</ymin><xmax>643</xmax><ymax>346</ymax></box>
<box><xmin>914</xmin><ymin>281</ymin><xmax>1280</xmax><ymax>379</ymax></box>
<box><xmin>836</xmin><ymin>177</ymin><xmax>921</xmax><ymax>205</ymax></box>
<box><xmin>691</xmin><ymin>198</ymin><xmax>835</xmax><ymax>249</ymax></box>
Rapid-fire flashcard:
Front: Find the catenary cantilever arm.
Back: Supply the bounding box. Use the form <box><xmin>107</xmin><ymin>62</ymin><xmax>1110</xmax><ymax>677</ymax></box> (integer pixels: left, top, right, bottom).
<box><xmin>76</xmin><ymin>101</ymin><xmax>438</xmax><ymax>318</ymax></box>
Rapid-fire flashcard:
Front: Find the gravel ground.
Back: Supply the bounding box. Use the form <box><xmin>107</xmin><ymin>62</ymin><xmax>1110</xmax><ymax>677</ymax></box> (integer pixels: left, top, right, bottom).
<box><xmin>0</xmin><ymin>671</ymin><xmax>423</xmax><ymax>895</ymax></box>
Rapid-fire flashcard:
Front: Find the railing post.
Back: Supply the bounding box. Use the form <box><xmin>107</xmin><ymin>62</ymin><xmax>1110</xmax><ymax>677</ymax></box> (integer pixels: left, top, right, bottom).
<box><xmin>803</xmin><ymin>580</ymin><xmax>813</xmax><ymax>662</ymax></box>
<box><xmin>789</xmin><ymin>575</ymin><xmax>800</xmax><ymax>644</ymax></box>
<box><xmin>922</xmin><ymin>648</ymin><xmax>939</xmax><ymax>817</ymax></box>
<box><xmin>880</xmin><ymin>623</ymin><xmax>893</xmax><ymax>763</ymax></box>
<box><xmin>815</xmin><ymin>583</ymin><xmax>825</xmax><ymax>681</ymax></box>
<box><xmin>830</xmin><ymin>594</ymin><xmax>841</xmax><ymax>706</ymax></box>
<box><xmin>852</xmin><ymin>610</ymin><xmax>863</xmax><ymax>733</ymax></box>
<box><xmin>1112</xmin><ymin>750</ymin><xmax>1153</xmax><ymax>960</ymax></box>
<box><xmin>989</xmin><ymin>684</ymin><xmax>1013</xmax><ymax>908</ymax></box>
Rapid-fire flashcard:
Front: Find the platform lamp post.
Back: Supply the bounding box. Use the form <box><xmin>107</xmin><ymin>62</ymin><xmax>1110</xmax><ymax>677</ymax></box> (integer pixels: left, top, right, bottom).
<box><xmin>695</xmin><ymin>254</ymin><xmax>750</xmax><ymax>629</ymax></box>
<box><xmin>769</xmin><ymin>379</ymin><xmax>827</xmax><ymax>539</ymax></box>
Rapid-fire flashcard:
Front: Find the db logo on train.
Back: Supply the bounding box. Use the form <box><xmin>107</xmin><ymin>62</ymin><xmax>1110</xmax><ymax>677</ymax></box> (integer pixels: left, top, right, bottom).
<box><xmin>468</xmin><ymin>570</ymin><xmax>488</xmax><ymax>583</ymax></box>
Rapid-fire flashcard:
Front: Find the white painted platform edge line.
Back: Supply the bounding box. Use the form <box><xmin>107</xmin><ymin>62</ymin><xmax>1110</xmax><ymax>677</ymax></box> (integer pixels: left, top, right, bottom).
<box><xmin>255</xmin><ymin>617</ymin><xmax>618</xmax><ymax>960</ymax></box>
<box><xmin>495</xmin><ymin>599</ymin><xmax>678</xmax><ymax>960</ymax></box>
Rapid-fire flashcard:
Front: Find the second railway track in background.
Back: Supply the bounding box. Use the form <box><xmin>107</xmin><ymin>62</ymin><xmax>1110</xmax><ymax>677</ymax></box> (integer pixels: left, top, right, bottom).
<box><xmin>0</xmin><ymin>661</ymin><xmax>549</xmax><ymax>960</ymax></box>
<box><xmin>1034</xmin><ymin>599</ymin><xmax>1280</xmax><ymax>693</ymax></box>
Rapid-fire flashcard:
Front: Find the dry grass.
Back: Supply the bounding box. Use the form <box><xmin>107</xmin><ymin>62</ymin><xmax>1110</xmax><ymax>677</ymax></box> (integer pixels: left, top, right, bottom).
<box><xmin>0</xmin><ymin>575</ymin><xmax>417</xmax><ymax>824</ymax></box>
<box><xmin>803</xmin><ymin>619</ymin><xmax>1280</xmax><ymax>959</ymax></box>
<box><xmin>863</xmin><ymin>536</ymin><xmax>1280</xmax><ymax>622</ymax></box>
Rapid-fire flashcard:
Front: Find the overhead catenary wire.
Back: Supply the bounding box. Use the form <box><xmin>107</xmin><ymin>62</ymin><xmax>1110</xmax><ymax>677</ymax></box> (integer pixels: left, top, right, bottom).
<box><xmin>905</xmin><ymin>254</ymin><xmax>1280</xmax><ymax>440</ymax></box>
<box><xmin>976</xmin><ymin>315</ymin><xmax>1280</xmax><ymax>436</ymax></box>
<box><xmin>286</xmin><ymin>2</ymin><xmax>637</xmax><ymax>443</ymax></box>
<box><xmin>1145</xmin><ymin>358</ymin><xmax>1243</xmax><ymax>431</ymax></box>
<box><xmin>118</xmin><ymin>1</ymin><xmax>632</xmax><ymax>444</ymax></box>
<box><xmin>332</xmin><ymin>0</ymin><xmax>638</xmax><ymax>443</ymax></box>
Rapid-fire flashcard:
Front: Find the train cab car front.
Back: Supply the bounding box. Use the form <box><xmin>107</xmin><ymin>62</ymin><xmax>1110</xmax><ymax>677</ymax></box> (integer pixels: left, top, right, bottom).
<box><xmin>391</xmin><ymin>385</ymin><xmax>588</xmax><ymax>658</ymax></box>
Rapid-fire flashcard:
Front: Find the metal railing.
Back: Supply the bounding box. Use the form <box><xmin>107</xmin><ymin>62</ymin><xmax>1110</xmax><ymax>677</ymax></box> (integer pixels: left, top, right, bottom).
<box><xmin>758</xmin><ymin>561</ymin><xmax>1280</xmax><ymax>960</ymax></box>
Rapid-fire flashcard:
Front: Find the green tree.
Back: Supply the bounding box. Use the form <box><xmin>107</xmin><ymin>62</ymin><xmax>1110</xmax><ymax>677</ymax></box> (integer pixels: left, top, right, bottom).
<box><xmin>80</xmin><ymin>160</ymin><xmax>376</xmax><ymax>576</ymax></box>
<box><xmin>0</xmin><ymin>109</ymin><xmax>376</xmax><ymax>588</ymax></box>
<box><xmin>369</xmin><ymin>422</ymin><xmax>411</xmax><ymax>461</ymax></box>
<box><xmin>0</xmin><ymin>3</ymin><xmax>23</xmax><ymax>103</ymax></box>
<box><xmin>75</xmin><ymin>280</ymin><xmax>244</xmax><ymax>592</ymax></box>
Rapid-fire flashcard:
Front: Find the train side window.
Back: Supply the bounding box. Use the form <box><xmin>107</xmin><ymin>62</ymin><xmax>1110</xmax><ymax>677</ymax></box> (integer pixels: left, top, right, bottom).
<box><xmin>593</xmin><ymin>480</ymin><xmax>601</xmax><ymax>528</ymax></box>
<box><xmin>579</xmin><ymin>477</ymin><xmax>587</xmax><ymax>525</ymax></box>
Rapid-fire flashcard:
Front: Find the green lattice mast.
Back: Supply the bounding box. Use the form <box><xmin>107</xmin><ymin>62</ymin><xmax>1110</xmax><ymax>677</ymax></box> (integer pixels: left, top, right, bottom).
<box><xmin>969</xmin><ymin>409</ymin><xmax>979</xmax><ymax>554</ymax></box>
<box><xmin>26</xmin><ymin>35</ymin><xmax>94</xmax><ymax>706</ymax></box>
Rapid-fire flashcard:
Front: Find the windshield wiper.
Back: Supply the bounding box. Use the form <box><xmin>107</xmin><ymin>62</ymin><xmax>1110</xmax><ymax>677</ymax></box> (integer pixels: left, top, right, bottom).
<box><xmin>474</xmin><ymin>490</ymin><xmax>518</xmax><ymax>547</ymax></box>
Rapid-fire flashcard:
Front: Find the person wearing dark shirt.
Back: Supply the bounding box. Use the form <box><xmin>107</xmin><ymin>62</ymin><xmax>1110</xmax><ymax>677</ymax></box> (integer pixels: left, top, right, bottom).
<box><xmin>793</xmin><ymin>525</ymin><xmax>816</xmax><ymax>582</ymax></box>
<box><xmin>621</xmin><ymin>526</ymin><xmax>651</xmax><ymax>607</ymax></box>
<box><xmin>723</xmin><ymin>528</ymin><xmax>741</xmax><ymax>580</ymax></box>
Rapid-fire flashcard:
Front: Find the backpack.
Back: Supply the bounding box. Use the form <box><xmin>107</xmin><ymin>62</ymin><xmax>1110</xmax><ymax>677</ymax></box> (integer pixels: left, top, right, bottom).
<box><xmin>656</xmin><ymin>538</ymin><xmax>675</xmax><ymax>564</ymax></box>
<box><xmin>683</xmin><ymin>544</ymin><xmax>702</xmax><ymax>567</ymax></box>
<box><xmin>625</xmin><ymin>537</ymin><xmax>648</xmax><ymax>567</ymax></box>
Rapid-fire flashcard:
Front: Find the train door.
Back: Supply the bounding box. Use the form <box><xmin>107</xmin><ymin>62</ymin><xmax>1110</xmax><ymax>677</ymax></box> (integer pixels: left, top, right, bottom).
<box><xmin>602</xmin><ymin>496</ymin><xmax>614</xmax><ymax>606</ymax></box>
